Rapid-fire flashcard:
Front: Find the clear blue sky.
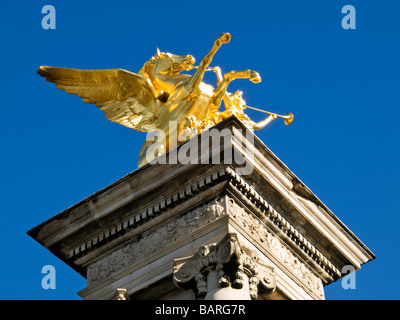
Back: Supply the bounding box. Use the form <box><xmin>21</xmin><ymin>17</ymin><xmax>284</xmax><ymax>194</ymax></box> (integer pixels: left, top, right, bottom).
<box><xmin>0</xmin><ymin>0</ymin><xmax>399</xmax><ymax>300</ymax></box>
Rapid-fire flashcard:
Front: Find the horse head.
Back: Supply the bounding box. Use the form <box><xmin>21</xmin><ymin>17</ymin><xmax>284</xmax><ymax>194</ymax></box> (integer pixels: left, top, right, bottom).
<box><xmin>140</xmin><ymin>48</ymin><xmax>195</xmax><ymax>78</ymax></box>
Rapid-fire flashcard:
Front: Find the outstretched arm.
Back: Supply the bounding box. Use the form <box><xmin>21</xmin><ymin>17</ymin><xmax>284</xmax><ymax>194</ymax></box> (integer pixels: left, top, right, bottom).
<box><xmin>251</xmin><ymin>114</ymin><xmax>277</xmax><ymax>130</ymax></box>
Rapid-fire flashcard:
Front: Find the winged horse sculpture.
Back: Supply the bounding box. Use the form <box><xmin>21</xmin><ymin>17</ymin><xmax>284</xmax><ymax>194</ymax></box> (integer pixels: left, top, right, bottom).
<box><xmin>37</xmin><ymin>33</ymin><xmax>291</xmax><ymax>167</ymax></box>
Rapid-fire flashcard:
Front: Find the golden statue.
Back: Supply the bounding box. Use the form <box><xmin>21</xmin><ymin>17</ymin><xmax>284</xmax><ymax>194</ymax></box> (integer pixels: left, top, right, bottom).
<box><xmin>37</xmin><ymin>33</ymin><xmax>292</xmax><ymax>167</ymax></box>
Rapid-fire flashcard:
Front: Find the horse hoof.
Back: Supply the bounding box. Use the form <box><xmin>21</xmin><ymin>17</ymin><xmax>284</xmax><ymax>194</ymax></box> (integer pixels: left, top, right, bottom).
<box><xmin>219</xmin><ymin>33</ymin><xmax>231</xmax><ymax>44</ymax></box>
<box><xmin>250</xmin><ymin>71</ymin><xmax>261</xmax><ymax>83</ymax></box>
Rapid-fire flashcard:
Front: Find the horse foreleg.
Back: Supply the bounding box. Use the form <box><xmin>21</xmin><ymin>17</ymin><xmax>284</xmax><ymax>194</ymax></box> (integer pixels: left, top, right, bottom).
<box><xmin>202</xmin><ymin>33</ymin><xmax>231</xmax><ymax>67</ymax></box>
<box><xmin>187</xmin><ymin>33</ymin><xmax>231</xmax><ymax>90</ymax></box>
<box><xmin>224</xmin><ymin>69</ymin><xmax>261</xmax><ymax>83</ymax></box>
<box><xmin>210</xmin><ymin>70</ymin><xmax>262</xmax><ymax>110</ymax></box>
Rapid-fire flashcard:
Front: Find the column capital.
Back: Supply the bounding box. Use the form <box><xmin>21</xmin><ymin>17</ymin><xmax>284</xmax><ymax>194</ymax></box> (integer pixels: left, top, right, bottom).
<box><xmin>173</xmin><ymin>233</ymin><xmax>276</xmax><ymax>299</ymax></box>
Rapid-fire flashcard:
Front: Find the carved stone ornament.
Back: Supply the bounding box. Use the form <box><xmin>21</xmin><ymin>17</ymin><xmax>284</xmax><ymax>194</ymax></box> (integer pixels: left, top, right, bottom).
<box><xmin>226</xmin><ymin>196</ymin><xmax>325</xmax><ymax>297</ymax></box>
<box><xmin>87</xmin><ymin>197</ymin><xmax>226</xmax><ymax>284</ymax></box>
<box><xmin>173</xmin><ymin>233</ymin><xmax>276</xmax><ymax>300</ymax></box>
<box><xmin>86</xmin><ymin>189</ymin><xmax>327</xmax><ymax>298</ymax></box>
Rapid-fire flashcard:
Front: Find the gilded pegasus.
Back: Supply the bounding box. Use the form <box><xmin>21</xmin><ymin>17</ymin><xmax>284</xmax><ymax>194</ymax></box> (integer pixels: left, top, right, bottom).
<box><xmin>37</xmin><ymin>33</ymin><xmax>290</xmax><ymax>166</ymax></box>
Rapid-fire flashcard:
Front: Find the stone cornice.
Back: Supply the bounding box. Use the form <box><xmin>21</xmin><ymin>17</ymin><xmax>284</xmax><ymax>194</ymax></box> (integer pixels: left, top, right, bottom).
<box><xmin>223</xmin><ymin>167</ymin><xmax>342</xmax><ymax>280</ymax></box>
<box><xmin>64</xmin><ymin>168</ymin><xmax>230</xmax><ymax>262</ymax></box>
<box><xmin>63</xmin><ymin>166</ymin><xmax>339</xmax><ymax>279</ymax></box>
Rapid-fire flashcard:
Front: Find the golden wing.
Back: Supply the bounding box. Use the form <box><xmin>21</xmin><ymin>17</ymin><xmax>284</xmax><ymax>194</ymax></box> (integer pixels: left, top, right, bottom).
<box><xmin>37</xmin><ymin>66</ymin><xmax>161</xmax><ymax>132</ymax></box>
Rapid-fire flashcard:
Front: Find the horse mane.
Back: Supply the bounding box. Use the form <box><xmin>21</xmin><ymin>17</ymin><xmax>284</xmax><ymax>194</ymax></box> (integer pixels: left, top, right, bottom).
<box><xmin>139</xmin><ymin>50</ymin><xmax>171</xmax><ymax>79</ymax></box>
<box><xmin>138</xmin><ymin>56</ymin><xmax>156</xmax><ymax>79</ymax></box>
